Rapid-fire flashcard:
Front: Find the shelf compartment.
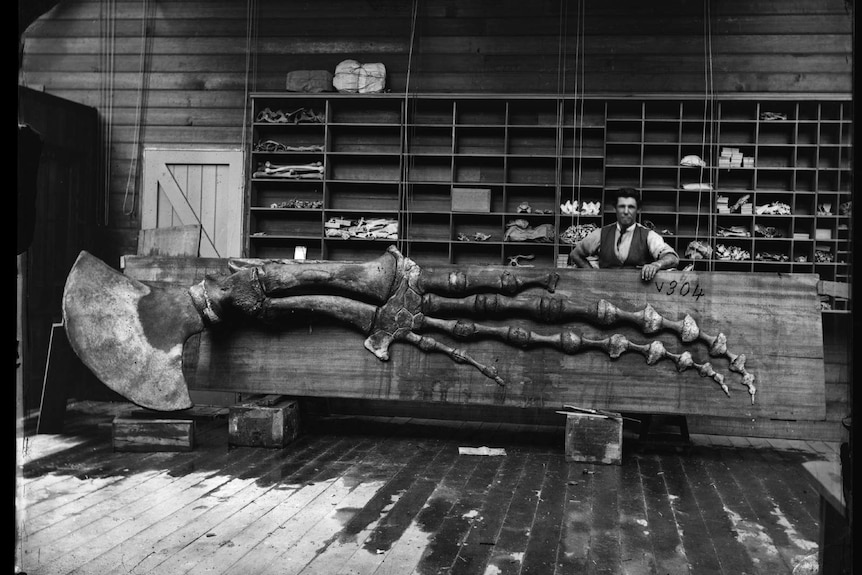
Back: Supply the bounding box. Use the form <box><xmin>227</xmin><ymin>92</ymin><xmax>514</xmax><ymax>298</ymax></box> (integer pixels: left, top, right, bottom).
<box><xmin>328</xmin><ymin>155</ymin><xmax>401</xmax><ymax>182</ymax></box>
<box><xmin>503</xmin><ymin>243</ymin><xmax>556</xmax><ymax>267</ymax></box>
<box><xmin>328</xmin><ymin>99</ymin><xmax>401</xmax><ymax>124</ymax></box>
<box><xmin>644</xmin><ymin>101</ymin><xmax>682</xmax><ymax>121</ymax></box>
<box><xmin>505</xmin><ymin>187</ymin><xmax>557</xmax><ymax>214</ymax></box>
<box><xmin>455</xmin><ymin>100</ymin><xmax>506</xmax><ymax>125</ymax></box>
<box><xmin>717</xmin><ymin>124</ymin><xmax>756</xmax><ymax>145</ymax></box>
<box><xmin>641</xmin><ymin>190</ymin><xmax>678</xmax><ymax>214</ymax></box>
<box><xmin>604</xmin><ymin>167</ymin><xmax>640</xmax><ymax>190</ymax></box>
<box><xmin>407</xmin><ymin>183</ymin><xmax>452</xmax><ymax>213</ymax></box>
<box><xmin>757</xmin><ymin>123</ymin><xmax>795</xmax><ymax>145</ymax></box>
<box><xmin>720</xmin><ymin>102</ymin><xmax>757</xmax><ymax>122</ymax></box>
<box><xmin>756</xmin><ymin>169</ymin><xmax>794</xmax><ymax>192</ymax></box>
<box><xmin>562</xmin><ymin>100</ymin><xmax>605</xmax><ymax>128</ymax></box>
<box><xmin>507</xmin><ymin>156</ymin><xmax>556</xmax><ymax>185</ymax></box>
<box><xmin>756</xmin><ymin>147</ymin><xmax>794</xmax><ymax>168</ymax></box>
<box><xmin>817</xmin><ymin>147</ymin><xmax>841</xmax><ymax>169</ymax></box>
<box><xmin>249</xmin><ymin>238</ymin><xmax>323</xmax><ymax>260</ymax></box>
<box><xmin>411</xmin><ymin>99</ymin><xmax>454</xmax><ymax>125</ymax></box>
<box><xmin>796</xmin><ymin>124</ymin><xmax>818</xmax><ymax>145</ymax></box>
<box><xmin>818</xmin><ymin>124</ymin><xmax>842</xmax><ymax>145</ymax></box>
<box><xmin>681</xmin><ymin>122</ymin><xmax>712</xmax><ymax>144</ymax></box>
<box><xmin>561</xmin><ymin>128</ymin><xmax>605</xmax><ymax>157</ymax></box>
<box><xmin>605</xmin><ymin>143</ymin><xmax>641</xmax><ymax>165</ymax></box>
<box><xmin>252</xmin><ymin>127</ymin><xmax>326</xmax><ymax>150</ymax></box>
<box><xmin>715</xmin><ymin>170</ymin><xmax>755</xmax><ymax>191</ymax></box>
<box><xmin>606</xmin><ymin>101</ymin><xmax>642</xmax><ymax>120</ymax></box>
<box><xmin>453</xmin><ymin>156</ymin><xmax>504</xmax><ymax>184</ymax></box>
<box><xmin>642</xmin><ymin>166</ymin><xmax>679</xmax><ymax>189</ymax></box>
<box><xmin>330</xmin><ymin>125</ymin><xmax>401</xmax><ymax>153</ymax></box>
<box><xmin>454</xmin><ymin>126</ymin><xmax>506</xmax><ymax>155</ymax></box>
<box><xmin>452</xmin><ymin>243</ymin><xmax>504</xmax><ymax>266</ymax></box>
<box><xmin>561</xmin><ymin>157</ymin><xmax>604</xmax><ymax>186</ymax></box>
<box><xmin>606</xmin><ymin>121</ymin><xmax>642</xmax><ymax>143</ymax></box>
<box><xmin>407</xmin><ymin>125</ymin><xmax>453</xmax><ymax>155</ymax></box>
<box><xmin>250</xmin><ymin>209</ymin><xmax>322</xmax><ymax>238</ymax></box>
<box><xmin>327</xmin><ymin>182</ymin><xmax>400</xmax><ymax>211</ymax></box>
<box><xmin>408</xmin><ymin>156</ymin><xmax>452</xmax><ymax>183</ymax></box>
<box><xmin>675</xmin><ymin>214</ymin><xmax>711</xmax><ymax>235</ymax></box>
<box><xmin>403</xmin><ymin>242</ymin><xmax>452</xmax><ymax>266</ymax></box>
<box><xmin>507</xmin><ymin>126</ymin><xmax>558</xmax><ymax>156</ymax></box>
<box><xmin>406</xmin><ymin>212</ymin><xmax>452</xmax><ymax>242</ymax></box>
<box><xmin>253</xmin><ymin>99</ymin><xmax>327</xmax><ymax>123</ymax></box>
<box><xmin>642</xmin><ymin>144</ymin><xmax>679</xmax><ymax>166</ymax></box>
<box><xmin>641</xmin><ymin>213</ymin><xmax>677</xmax><ymax>237</ymax></box>
<box><xmin>643</xmin><ymin>122</ymin><xmax>679</xmax><ymax>143</ymax></box>
<box><xmin>251</xmin><ymin>186</ymin><xmax>322</xmax><ymax>209</ymax></box>
<box><xmin>508</xmin><ymin>99</ymin><xmax>559</xmax><ymax>127</ymax></box>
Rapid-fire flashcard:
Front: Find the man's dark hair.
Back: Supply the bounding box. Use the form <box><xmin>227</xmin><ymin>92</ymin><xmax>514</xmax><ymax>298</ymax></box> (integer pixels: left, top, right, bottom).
<box><xmin>613</xmin><ymin>187</ymin><xmax>641</xmax><ymax>208</ymax></box>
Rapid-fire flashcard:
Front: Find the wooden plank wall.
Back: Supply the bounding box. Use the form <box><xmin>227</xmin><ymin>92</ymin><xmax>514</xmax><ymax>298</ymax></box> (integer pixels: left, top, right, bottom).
<box><xmin>19</xmin><ymin>0</ymin><xmax>853</xmax><ymax>439</ymax></box>
<box><xmin>18</xmin><ymin>0</ymin><xmax>853</xmax><ymax>267</ymax></box>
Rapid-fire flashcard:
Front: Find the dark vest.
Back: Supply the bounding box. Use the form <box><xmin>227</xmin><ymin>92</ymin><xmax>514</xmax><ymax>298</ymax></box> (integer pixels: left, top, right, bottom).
<box><xmin>598</xmin><ymin>224</ymin><xmax>651</xmax><ymax>268</ymax></box>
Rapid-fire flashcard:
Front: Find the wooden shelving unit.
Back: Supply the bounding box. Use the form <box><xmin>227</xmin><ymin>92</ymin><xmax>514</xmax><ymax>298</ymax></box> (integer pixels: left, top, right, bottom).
<box><xmin>245</xmin><ymin>93</ymin><xmax>852</xmax><ymax>306</ymax></box>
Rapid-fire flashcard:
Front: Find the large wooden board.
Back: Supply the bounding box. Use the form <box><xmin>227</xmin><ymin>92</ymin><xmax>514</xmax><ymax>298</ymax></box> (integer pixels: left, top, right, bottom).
<box><xmin>124</xmin><ymin>256</ymin><xmax>825</xmax><ymax>420</ymax></box>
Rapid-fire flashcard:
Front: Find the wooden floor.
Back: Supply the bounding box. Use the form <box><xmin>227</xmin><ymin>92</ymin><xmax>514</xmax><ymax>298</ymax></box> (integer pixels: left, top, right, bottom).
<box><xmin>16</xmin><ymin>400</ymin><xmax>840</xmax><ymax>575</ymax></box>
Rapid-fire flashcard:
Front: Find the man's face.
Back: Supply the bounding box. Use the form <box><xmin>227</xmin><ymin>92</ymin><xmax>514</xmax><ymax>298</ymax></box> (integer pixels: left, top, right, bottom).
<box><xmin>615</xmin><ymin>196</ymin><xmax>638</xmax><ymax>228</ymax></box>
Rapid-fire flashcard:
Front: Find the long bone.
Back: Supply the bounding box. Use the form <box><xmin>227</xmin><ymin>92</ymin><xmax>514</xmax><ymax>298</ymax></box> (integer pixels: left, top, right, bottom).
<box><xmin>421</xmin><ymin>293</ymin><xmax>756</xmax><ymax>403</ymax></box>
<box><xmin>420</xmin><ymin>317</ymin><xmax>730</xmax><ymax>396</ymax></box>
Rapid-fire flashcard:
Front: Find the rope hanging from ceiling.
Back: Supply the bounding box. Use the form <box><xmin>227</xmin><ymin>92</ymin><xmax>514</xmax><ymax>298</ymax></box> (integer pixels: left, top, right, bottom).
<box><xmin>696</xmin><ymin>0</ymin><xmax>716</xmax><ymax>271</ymax></box>
<box><xmin>399</xmin><ymin>0</ymin><xmax>420</xmax><ymax>258</ymax></box>
<box><xmin>122</xmin><ymin>0</ymin><xmax>154</xmax><ymax>218</ymax></box>
<box><xmin>99</xmin><ymin>0</ymin><xmax>116</xmax><ymax>226</ymax></box>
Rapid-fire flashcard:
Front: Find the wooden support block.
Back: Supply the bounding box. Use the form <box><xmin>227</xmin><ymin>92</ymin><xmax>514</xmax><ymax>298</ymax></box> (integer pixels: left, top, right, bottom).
<box><xmin>112</xmin><ymin>415</ymin><xmax>195</xmax><ymax>452</ymax></box>
<box><xmin>228</xmin><ymin>395</ymin><xmax>300</xmax><ymax>448</ymax></box>
<box><xmin>563</xmin><ymin>411</ymin><xmax>623</xmax><ymax>465</ymax></box>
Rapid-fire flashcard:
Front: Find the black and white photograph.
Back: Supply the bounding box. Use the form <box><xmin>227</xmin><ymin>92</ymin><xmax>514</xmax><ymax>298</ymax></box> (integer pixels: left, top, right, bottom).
<box><xmin>16</xmin><ymin>1</ymin><xmax>854</xmax><ymax>573</ymax></box>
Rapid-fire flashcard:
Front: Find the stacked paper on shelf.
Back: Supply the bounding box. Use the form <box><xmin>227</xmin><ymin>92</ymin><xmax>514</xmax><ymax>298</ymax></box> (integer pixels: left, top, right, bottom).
<box><xmin>793</xmin><ymin>232</ymin><xmax>810</xmax><ymax>240</ymax></box>
<box><xmin>716</xmin><ymin>195</ymin><xmax>730</xmax><ymax>213</ymax></box>
<box><xmin>683</xmin><ymin>182</ymin><xmax>713</xmax><ymax>191</ymax></box>
<box><xmin>718</xmin><ymin>147</ymin><xmax>753</xmax><ymax>169</ymax></box>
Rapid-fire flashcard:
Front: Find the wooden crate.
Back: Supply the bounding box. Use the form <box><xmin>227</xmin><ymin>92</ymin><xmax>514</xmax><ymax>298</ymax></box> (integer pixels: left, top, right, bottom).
<box><xmin>228</xmin><ymin>395</ymin><xmax>300</xmax><ymax>448</ymax></box>
<box><xmin>112</xmin><ymin>415</ymin><xmax>195</xmax><ymax>452</ymax></box>
<box><xmin>563</xmin><ymin>411</ymin><xmax>623</xmax><ymax>465</ymax></box>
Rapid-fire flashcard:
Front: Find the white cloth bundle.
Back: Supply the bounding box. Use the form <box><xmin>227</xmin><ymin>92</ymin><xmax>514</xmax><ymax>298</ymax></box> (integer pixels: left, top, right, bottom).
<box><xmin>333</xmin><ymin>60</ymin><xmax>386</xmax><ymax>93</ymax></box>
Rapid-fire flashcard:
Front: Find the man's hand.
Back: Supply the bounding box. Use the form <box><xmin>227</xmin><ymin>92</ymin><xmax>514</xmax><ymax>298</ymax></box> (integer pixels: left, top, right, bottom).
<box><xmin>641</xmin><ymin>262</ymin><xmax>661</xmax><ymax>281</ymax></box>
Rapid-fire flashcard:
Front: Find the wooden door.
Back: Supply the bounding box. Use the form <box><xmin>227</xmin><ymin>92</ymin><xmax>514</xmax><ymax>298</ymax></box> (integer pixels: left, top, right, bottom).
<box><xmin>141</xmin><ymin>148</ymin><xmax>244</xmax><ymax>258</ymax></box>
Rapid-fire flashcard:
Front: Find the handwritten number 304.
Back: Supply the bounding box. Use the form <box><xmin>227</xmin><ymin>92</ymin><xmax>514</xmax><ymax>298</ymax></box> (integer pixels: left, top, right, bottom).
<box><xmin>655</xmin><ymin>280</ymin><xmax>705</xmax><ymax>301</ymax></box>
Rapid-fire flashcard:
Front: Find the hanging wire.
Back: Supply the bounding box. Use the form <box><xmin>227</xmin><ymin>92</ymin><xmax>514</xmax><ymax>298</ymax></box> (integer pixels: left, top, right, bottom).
<box><xmin>574</xmin><ymin>0</ymin><xmax>586</xmax><ymax>233</ymax></box>
<box><xmin>696</xmin><ymin>0</ymin><xmax>716</xmax><ymax>270</ymax></box>
<box><xmin>99</xmin><ymin>0</ymin><xmax>116</xmax><ymax>226</ymax></box>
<box><xmin>399</xmin><ymin>0</ymin><xmax>420</xmax><ymax>257</ymax></box>
<box><xmin>568</xmin><ymin>0</ymin><xmax>586</xmax><ymax>233</ymax></box>
<box><xmin>122</xmin><ymin>0</ymin><xmax>153</xmax><ymax>217</ymax></box>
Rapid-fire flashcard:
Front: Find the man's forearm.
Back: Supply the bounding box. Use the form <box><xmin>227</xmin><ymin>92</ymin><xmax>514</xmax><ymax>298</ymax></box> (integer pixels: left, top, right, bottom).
<box><xmin>654</xmin><ymin>252</ymin><xmax>679</xmax><ymax>270</ymax></box>
<box><xmin>568</xmin><ymin>248</ymin><xmax>591</xmax><ymax>268</ymax></box>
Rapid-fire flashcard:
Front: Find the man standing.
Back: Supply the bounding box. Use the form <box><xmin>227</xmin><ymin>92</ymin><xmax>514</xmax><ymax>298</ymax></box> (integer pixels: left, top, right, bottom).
<box><xmin>568</xmin><ymin>187</ymin><xmax>679</xmax><ymax>281</ymax></box>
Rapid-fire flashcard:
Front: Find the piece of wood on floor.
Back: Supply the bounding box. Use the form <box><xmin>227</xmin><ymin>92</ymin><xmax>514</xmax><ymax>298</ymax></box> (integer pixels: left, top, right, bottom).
<box><xmin>111</xmin><ymin>411</ymin><xmax>195</xmax><ymax>452</ymax></box>
<box><xmin>228</xmin><ymin>394</ymin><xmax>300</xmax><ymax>448</ymax></box>
<box><xmin>561</xmin><ymin>410</ymin><xmax>622</xmax><ymax>465</ymax></box>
